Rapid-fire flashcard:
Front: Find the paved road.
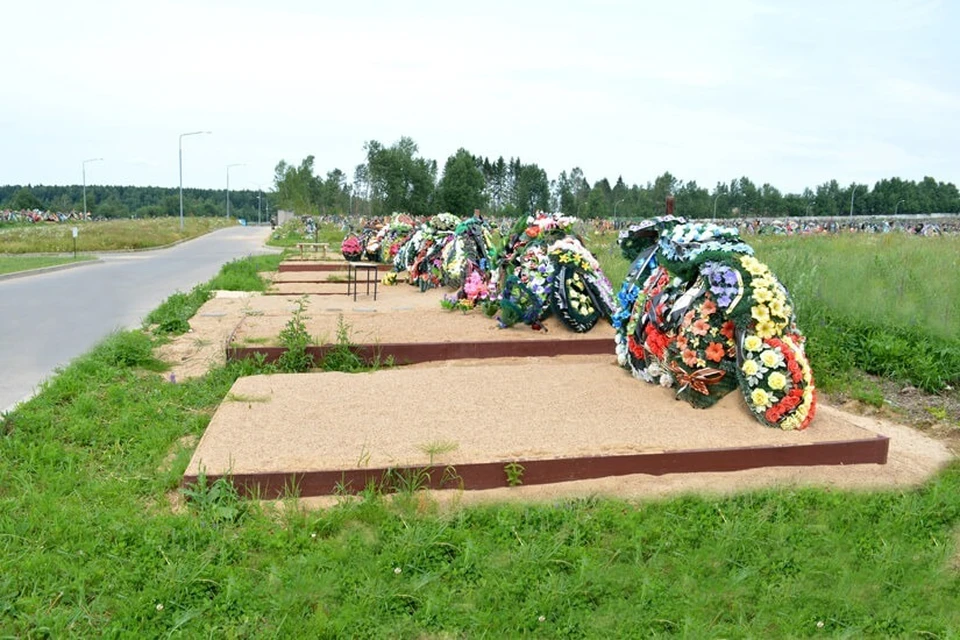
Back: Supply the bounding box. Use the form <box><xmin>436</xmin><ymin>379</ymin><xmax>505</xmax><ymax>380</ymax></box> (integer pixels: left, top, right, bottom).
<box><xmin>0</xmin><ymin>226</ymin><xmax>275</xmax><ymax>412</ymax></box>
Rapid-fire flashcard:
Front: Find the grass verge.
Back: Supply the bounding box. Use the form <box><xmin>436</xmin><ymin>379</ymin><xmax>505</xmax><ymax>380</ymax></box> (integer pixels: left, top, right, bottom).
<box><xmin>0</xmin><ymin>255</ymin><xmax>96</xmax><ymax>276</ymax></box>
<box><xmin>0</xmin><ymin>217</ymin><xmax>235</xmax><ymax>254</ymax></box>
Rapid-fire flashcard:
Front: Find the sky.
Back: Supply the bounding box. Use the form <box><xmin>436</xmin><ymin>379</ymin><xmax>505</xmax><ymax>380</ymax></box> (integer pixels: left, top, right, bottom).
<box><xmin>2</xmin><ymin>0</ymin><xmax>958</xmax><ymax>195</ymax></box>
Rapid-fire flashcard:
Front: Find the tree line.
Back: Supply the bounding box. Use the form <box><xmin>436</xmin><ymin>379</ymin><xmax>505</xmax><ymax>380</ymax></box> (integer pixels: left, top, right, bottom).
<box><xmin>0</xmin><ymin>184</ymin><xmax>272</xmax><ymax>221</ymax></box>
<box><xmin>5</xmin><ymin>137</ymin><xmax>959</xmax><ymax>221</ymax></box>
<box><xmin>275</xmin><ymin>136</ymin><xmax>960</xmax><ymax>219</ymax></box>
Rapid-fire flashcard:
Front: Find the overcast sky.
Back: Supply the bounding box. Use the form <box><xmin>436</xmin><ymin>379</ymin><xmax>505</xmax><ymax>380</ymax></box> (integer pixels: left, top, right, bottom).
<box><xmin>2</xmin><ymin>0</ymin><xmax>957</xmax><ymax>195</ymax></box>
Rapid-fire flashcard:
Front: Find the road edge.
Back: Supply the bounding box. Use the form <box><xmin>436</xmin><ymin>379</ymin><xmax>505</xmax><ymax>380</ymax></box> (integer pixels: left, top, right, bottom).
<box><xmin>0</xmin><ymin>258</ymin><xmax>104</xmax><ymax>282</ymax></box>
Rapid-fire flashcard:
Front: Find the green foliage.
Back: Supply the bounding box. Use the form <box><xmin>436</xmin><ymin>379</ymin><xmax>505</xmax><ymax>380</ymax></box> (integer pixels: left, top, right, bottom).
<box><xmin>275</xmin><ymin>297</ymin><xmax>314</xmax><ymax>373</ymax></box>
<box><xmin>181</xmin><ymin>471</ymin><xmax>249</xmax><ymax>525</ymax></box>
<box><xmin>320</xmin><ymin>316</ymin><xmax>393</xmax><ymax>373</ymax></box>
<box><xmin>144</xmin><ymin>284</ymin><xmax>212</xmax><ymax>335</ymax></box>
<box><xmin>7</xmin><ymin>186</ymin><xmax>45</xmax><ymax>210</ymax></box>
<box><xmin>364</xmin><ymin>137</ymin><xmax>438</xmax><ymax>216</ymax></box>
<box><xmin>0</xmin><ymin>184</ymin><xmax>270</xmax><ymax>220</ymax></box>
<box><xmin>504</xmin><ymin>462</ymin><xmax>525</xmax><ymax>487</ymax></box>
<box><xmin>436</xmin><ymin>148</ymin><xmax>486</xmax><ymax>215</ymax></box>
<box><xmin>207</xmin><ymin>255</ymin><xmax>282</xmax><ymax>291</ymax></box>
<box><xmin>97</xmin><ymin>330</ymin><xmax>167</xmax><ymax>371</ymax></box>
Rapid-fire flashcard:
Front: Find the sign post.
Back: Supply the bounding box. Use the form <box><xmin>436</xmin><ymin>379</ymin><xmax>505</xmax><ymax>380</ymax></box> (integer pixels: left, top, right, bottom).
<box><xmin>72</xmin><ymin>227</ymin><xmax>78</xmax><ymax>259</ymax></box>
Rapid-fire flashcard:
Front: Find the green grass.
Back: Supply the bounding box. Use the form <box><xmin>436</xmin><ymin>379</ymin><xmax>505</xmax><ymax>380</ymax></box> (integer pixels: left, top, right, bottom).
<box><xmin>0</xmin><ymin>217</ymin><xmax>235</xmax><ymax>254</ymax></box>
<box><xmin>751</xmin><ymin>233</ymin><xmax>960</xmax><ymax>342</ymax></box>
<box><xmin>3</xmin><ymin>331</ymin><xmax>960</xmax><ymax>635</ymax></box>
<box><xmin>144</xmin><ymin>254</ymin><xmax>281</xmax><ymax>335</ymax></box>
<box><xmin>144</xmin><ymin>284</ymin><xmax>213</xmax><ymax>335</ymax></box>
<box><xmin>267</xmin><ymin>220</ymin><xmax>346</xmax><ymax>248</ymax></box>
<box><xmin>0</xmin><ymin>255</ymin><xmax>96</xmax><ymax>275</ymax></box>
<box><xmin>3</xmin><ymin>247</ymin><xmax>960</xmax><ymax>636</ymax></box>
<box><xmin>207</xmin><ymin>254</ymin><xmax>282</xmax><ymax>292</ymax></box>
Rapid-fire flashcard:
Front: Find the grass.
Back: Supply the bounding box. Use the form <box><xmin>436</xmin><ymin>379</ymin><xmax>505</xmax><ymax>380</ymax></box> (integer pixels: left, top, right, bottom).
<box><xmin>0</xmin><ymin>255</ymin><xmax>96</xmax><ymax>275</ymax></box>
<box><xmin>0</xmin><ymin>217</ymin><xmax>235</xmax><ymax>254</ymax></box>
<box><xmin>144</xmin><ymin>254</ymin><xmax>281</xmax><ymax>336</ymax></box>
<box><xmin>3</xmin><ymin>332</ymin><xmax>960</xmax><ymax>635</ymax></box>
<box><xmin>3</xmin><ymin>246</ymin><xmax>960</xmax><ymax>636</ymax></box>
<box><xmin>207</xmin><ymin>254</ymin><xmax>282</xmax><ymax>292</ymax></box>
<box><xmin>267</xmin><ymin>220</ymin><xmax>346</xmax><ymax>248</ymax></box>
<box><xmin>144</xmin><ymin>285</ymin><xmax>212</xmax><ymax>335</ymax></box>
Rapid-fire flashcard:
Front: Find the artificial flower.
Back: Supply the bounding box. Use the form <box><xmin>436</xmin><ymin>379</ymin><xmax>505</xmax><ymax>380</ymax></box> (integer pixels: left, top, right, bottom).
<box><xmin>759</xmin><ymin>349</ymin><xmax>783</xmax><ymax>368</ymax></box>
<box><xmin>767</xmin><ymin>371</ymin><xmax>787</xmax><ymax>390</ymax></box>
<box><xmin>751</xmin><ymin>388</ymin><xmax>773</xmax><ymax>409</ymax></box>
<box><xmin>705</xmin><ymin>342</ymin><xmax>726</xmax><ymax>363</ymax></box>
<box><xmin>751</xmin><ymin>305</ymin><xmax>771</xmax><ymax>323</ymax></box>
<box><xmin>743</xmin><ymin>335</ymin><xmax>763</xmax><ymax>352</ymax></box>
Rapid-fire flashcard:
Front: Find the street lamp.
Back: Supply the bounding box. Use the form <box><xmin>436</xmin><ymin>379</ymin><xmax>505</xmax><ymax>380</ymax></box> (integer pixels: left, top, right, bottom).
<box><xmin>894</xmin><ymin>198</ymin><xmax>905</xmax><ymax>215</ymax></box>
<box><xmin>226</xmin><ymin>163</ymin><xmax>244</xmax><ymax>219</ymax></box>
<box><xmin>179</xmin><ymin>130</ymin><xmax>211</xmax><ymax>230</ymax></box>
<box><xmin>849</xmin><ymin>184</ymin><xmax>860</xmax><ymax>219</ymax></box>
<box><xmin>82</xmin><ymin>157</ymin><xmax>103</xmax><ymax>219</ymax></box>
<box><xmin>713</xmin><ymin>193</ymin><xmax>724</xmax><ymax>221</ymax></box>
<box><xmin>613</xmin><ymin>198</ymin><xmax>625</xmax><ymax>218</ymax></box>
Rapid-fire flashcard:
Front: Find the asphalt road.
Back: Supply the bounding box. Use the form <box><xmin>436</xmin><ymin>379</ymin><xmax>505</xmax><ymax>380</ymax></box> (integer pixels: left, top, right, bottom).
<box><xmin>0</xmin><ymin>225</ymin><xmax>275</xmax><ymax>412</ymax></box>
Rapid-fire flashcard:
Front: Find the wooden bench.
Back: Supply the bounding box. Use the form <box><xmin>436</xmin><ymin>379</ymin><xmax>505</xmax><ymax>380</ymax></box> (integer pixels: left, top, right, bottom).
<box><xmin>296</xmin><ymin>242</ymin><xmax>331</xmax><ymax>259</ymax></box>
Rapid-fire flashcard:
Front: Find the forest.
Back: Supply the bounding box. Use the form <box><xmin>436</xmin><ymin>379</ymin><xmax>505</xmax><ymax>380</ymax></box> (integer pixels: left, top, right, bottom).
<box><xmin>4</xmin><ymin>135</ymin><xmax>959</xmax><ymax>220</ymax></box>
<box><xmin>0</xmin><ymin>184</ymin><xmax>270</xmax><ymax>222</ymax></box>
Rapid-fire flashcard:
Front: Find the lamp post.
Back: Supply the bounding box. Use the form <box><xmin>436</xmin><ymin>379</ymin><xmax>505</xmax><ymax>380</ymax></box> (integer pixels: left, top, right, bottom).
<box><xmin>613</xmin><ymin>198</ymin><xmax>625</xmax><ymax>219</ymax></box>
<box><xmin>82</xmin><ymin>158</ymin><xmax>103</xmax><ymax>219</ymax></box>
<box><xmin>179</xmin><ymin>130</ymin><xmax>211</xmax><ymax>230</ymax></box>
<box><xmin>712</xmin><ymin>193</ymin><xmax>724</xmax><ymax>221</ymax></box>
<box><xmin>226</xmin><ymin>163</ymin><xmax>244</xmax><ymax>219</ymax></box>
<box><xmin>849</xmin><ymin>184</ymin><xmax>860</xmax><ymax>219</ymax></box>
<box><xmin>894</xmin><ymin>199</ymin><xmax>905</xmax><ymax>215</ymax></box>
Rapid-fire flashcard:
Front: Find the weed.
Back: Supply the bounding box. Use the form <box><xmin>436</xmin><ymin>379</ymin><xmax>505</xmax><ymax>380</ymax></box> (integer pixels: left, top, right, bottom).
<box><xmin>417</xmin><ymin>440</ymin><xmax>459</xmax><ymax>464</ymax></box>
<box><xmin>504</xmin><ymin>462</ymin><xmax>525</xmax><ymax>487</ymax></box>
<box><xmin>357</xmin><ymin>444</ymin><xmax>372</xmax><ymax>468</ymax></box>
<box><xmin>383</xmin><ymin>466</ymin><xmax>432</xmax><ymax>494</ymax></box>
<box><xmin>927</xmin><ymin>406</ymin><xmax>949</xmax><ymax>421</ymax></box>
<box><xmin>144</xmin><ymin>284</ymin><xmax>212</xmax><ymax>335</ymax></box>
<box><xmin>180</xmin><ymin>470</ymin><xmax>248</xmax><ymax>524</ymax></box>
<box><xmin>321</xmin><ymin>315</ymin><xmax>366</xmax><ymax>372</ymax></box>
<box><xmin>276</xmin><ymin>296</ymin><xmax>314</xmax><ymax>373</ymax></box>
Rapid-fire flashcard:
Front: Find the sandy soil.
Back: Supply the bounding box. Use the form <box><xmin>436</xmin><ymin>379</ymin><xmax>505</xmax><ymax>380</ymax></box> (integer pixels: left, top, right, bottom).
<box><xmin>162</xmin><ymin>264</ymin><xmax>955</xmax><ymax>506</ymax></box>
<box><xmin>154</xmin><ymin>291</ymin><xmax>258</xmax><ymax>380</ymax></box>
<box><xmin>186</xmin><ymin>356</ymin><xmax>952</xmax><ymax>503</ymax></box>
<box><xmin>231</xmin><ymin>285</ymin><xmax>616</xmax><ymax>347</ymax></box>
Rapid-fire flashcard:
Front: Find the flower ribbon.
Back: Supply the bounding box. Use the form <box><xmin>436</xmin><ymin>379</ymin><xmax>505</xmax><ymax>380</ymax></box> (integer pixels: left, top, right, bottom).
<box><xmin>667</xmin><ymin>362</ymin><xmax>727</xmax><ymax>396</ymax></box>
